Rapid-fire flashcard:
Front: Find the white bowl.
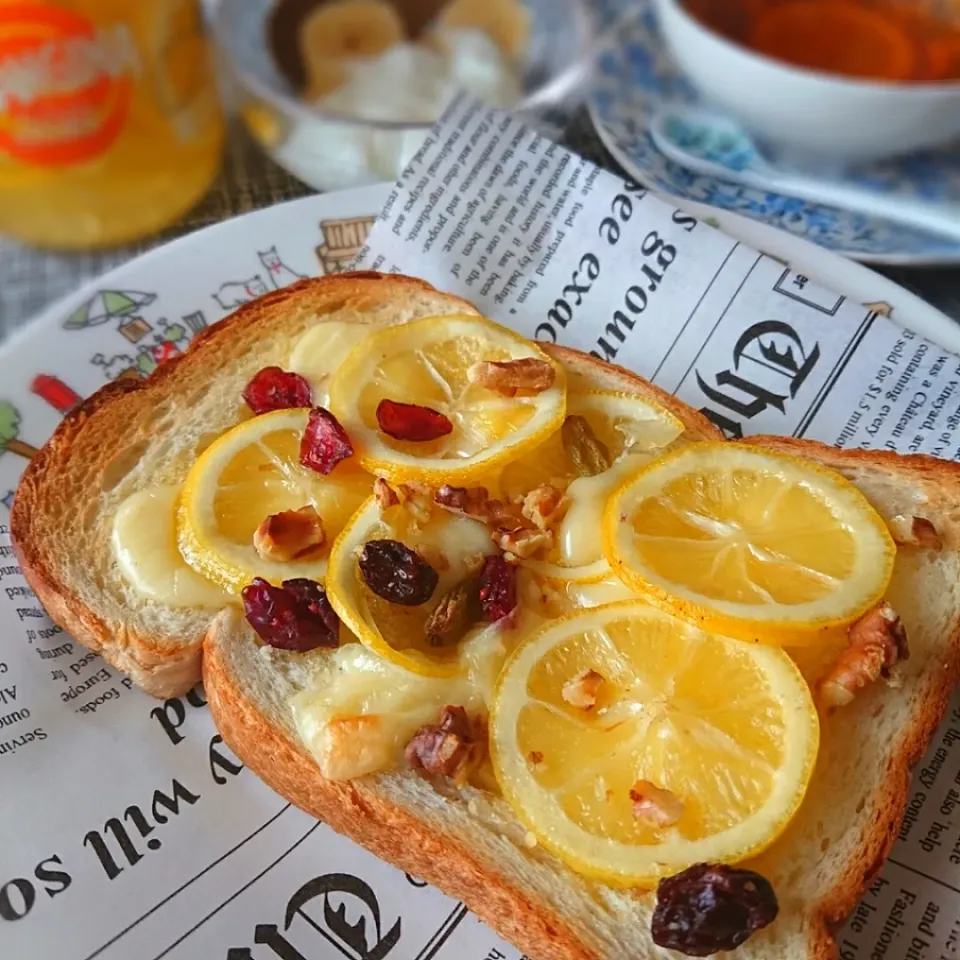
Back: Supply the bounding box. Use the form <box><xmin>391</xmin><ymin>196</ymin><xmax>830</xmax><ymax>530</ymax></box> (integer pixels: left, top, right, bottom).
<box><xmin>653</xmin><ymin>0</ymin><xmax>960</xmax><ymax>164</ymax></box>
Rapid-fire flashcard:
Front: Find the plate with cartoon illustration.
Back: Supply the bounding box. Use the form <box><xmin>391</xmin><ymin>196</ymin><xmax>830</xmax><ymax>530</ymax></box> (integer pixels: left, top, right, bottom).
<box><xmin>586</xmin><ymin>0</ymin><xmax>960</xmax><ymax>266</ymax></box>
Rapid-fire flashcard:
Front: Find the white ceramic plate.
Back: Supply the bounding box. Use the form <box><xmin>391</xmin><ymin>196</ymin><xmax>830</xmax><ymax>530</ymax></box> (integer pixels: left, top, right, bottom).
<box><xmin>1</xmin><ymin>182</ymin><xmax>959</xmax><ymax>513</ymax></box>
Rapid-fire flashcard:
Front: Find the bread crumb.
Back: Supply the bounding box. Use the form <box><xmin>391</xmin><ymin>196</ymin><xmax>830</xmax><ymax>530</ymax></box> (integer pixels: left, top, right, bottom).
<box><xmin>522</xmin><ymin>831</ymin><xmax>538</xmax><ymax>849</ymax></box>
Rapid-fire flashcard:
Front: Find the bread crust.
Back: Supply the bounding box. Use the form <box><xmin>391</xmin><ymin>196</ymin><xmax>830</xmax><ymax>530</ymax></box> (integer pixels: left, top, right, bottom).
<box><xmin>744</xmin><ymin>435</ymin><xmax>960</xmax><ymax>960</ymax></box>
<box><xmin>204</xmin><ymin>619</ymin><xmax>595</xmax><ymax>960</ymax></box>
<box><xmin>205</xmin><ymin>433</ymin><xmax>960</xmax><ymax>960</ymax></box>
<box><xmin>10</xmin><ymin>274</ymin><xmax>479</xmax><ymax>697</ymax></box>
<box><xmin>10</xmin><ymin>274</ymin><xmax>720</xmax><ymax>698</ymax></box>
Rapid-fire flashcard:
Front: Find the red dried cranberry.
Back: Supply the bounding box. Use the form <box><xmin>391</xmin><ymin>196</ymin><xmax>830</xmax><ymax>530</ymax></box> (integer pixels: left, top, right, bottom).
<box><xmin>300</xmin><ymin>407</ymin><xmax>354</xmax><ymax>474</ymax></box>
<box><xmin>241</xmin><ymin>577</ymin><xmax>340</xmax><ymax>652</ymax></box>
<box><xmin>376</xmin><ymin>399</ymin><xmax>453</xmax><ymax>442</ymax></box>
<box><xmin>358</xmin><ymin>539</ymin><xmax>438</xmax><ymax>605</ymax></box>
<box><xmin>651</xmin><ymin>863</ymin><xmax>778</xmax><ymax>957</ymax></box>
<box><xmin>478</xmin><ymin>555</ymin><xmax>516</xmax><ymax>623</ymax></box>
<box><xmin>243</xmin><ymin>367</ymin><xmax>312</xmax><ymax>415</ymax></box>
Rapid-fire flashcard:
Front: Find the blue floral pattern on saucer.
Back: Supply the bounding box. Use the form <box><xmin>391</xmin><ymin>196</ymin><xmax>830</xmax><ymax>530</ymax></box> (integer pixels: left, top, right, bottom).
<box><xmin>586</xmin><ymin>0</ymin><xmax>960</xmax><ymax>264</ymax></box>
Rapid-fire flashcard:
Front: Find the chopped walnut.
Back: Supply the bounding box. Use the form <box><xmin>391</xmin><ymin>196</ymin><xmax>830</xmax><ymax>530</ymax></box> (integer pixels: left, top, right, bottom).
<box><xmin>374</xmin><ymin>477</ymin><xmax>400</xmax><ymax>512</ymax></box>
<box><xmin>396</xmin><ymin>482</ymin><xmax>434</xmax><ymax>524</ymax></box>
<box><xmin>528</xmin><ymin>750</ymin><xmax>544</xmax><ymax>766</ymax></box>
<box><xmin>889</xmin><ymin>514</ymin><xmax>942</xmax><ymax>550</ymax></box>
<box><xmin>405</xmin><ymin>705</ymin><xmax>483</xmax><ymax>784</ymax></box>
<box><xmin>435</xmin><ymin>484</ymin><xmax>519</xmax><ymax>527</ymax></box>
<box><xmin>253</xmin><ymin>506</ymin><xmax>325</xmax><ymax>562</ymax></box>
<box><xmin>562</xmin><ymin>668</ymin><xmax>605</xmax><ymax>710</ymax></box>
<box><xmin>630</xmin><ymin>780</ymin><xmax>685</xmax><ymax>827</ymax></box>
<box><xmin>493</xmin><ymin>525</ymin><xmax>553</xmax><ymax>559</ymax></box>
<box><xmin>467</xmin><ymin>357</ymin><xmax>556</xmax><ymax>397</ymax></box>
<box><xmin>819</xmin><ymin>601</ymin><xmax>909</xmax><ymax>708</ymax></box>
<box><xmin>521</xmin><ymin>484</ymin><xmax>570</xmax><ymax>532</ymax></box>
<box><xmin>315</xmin><ymin>715</ymin><xmax>392</xmax><ymax>781</ymax></box>
<box><xmin>433</xmin><ymin>484</ymin><xmax>520</xmax><ymax>527</ymax></box>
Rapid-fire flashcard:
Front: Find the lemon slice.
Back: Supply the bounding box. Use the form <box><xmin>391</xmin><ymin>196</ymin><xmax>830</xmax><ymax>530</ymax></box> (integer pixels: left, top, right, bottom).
<box><xmin>499</xmin><ymin>391</ymin><xmax>685</xmax><ymax>583</ymax></box>
<box><xmin>604</xmin><ymin>443</ymin><xmax>895</xmax><ymax>643</ymax></box>
<box><xmin>289</xmin><ymin>320</ymin><xmax>382</xmax><ymax>407</ymax></box>
<box><xmin>328</xmin><ymin>314</ymin><xmax>566</xmax><ymax>483</ymax></box>
<box><xmin>177</xmin><ymin>409</ymin><xmax>372</xmax><ymax>593</ymax></box>
<box><xmin>326</xmin><ymin>497</ymin><xmax>499</xmax><ymax>677</ymax></box>
<box><xmin>491</xmin><ymin>601</ymin><xmax>819</xmax><ymax>886</ymax></box>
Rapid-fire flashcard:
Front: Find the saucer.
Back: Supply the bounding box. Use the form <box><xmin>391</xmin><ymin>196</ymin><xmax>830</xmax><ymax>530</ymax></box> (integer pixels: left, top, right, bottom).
<box><xmin>585</xmin><ymin>0</ymin><xmax>960</xmax><ymax>265</ymax></box>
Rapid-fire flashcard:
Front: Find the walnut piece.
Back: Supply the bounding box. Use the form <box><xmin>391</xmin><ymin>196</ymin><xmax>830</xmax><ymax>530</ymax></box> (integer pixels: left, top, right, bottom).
<box><xmin>405</xmin><ymin>705</ymin><xmax>483</xmax><ymax>783</ymax></box>
<box><xmin>467</xmin><ymin>358</ymin><xmax>556</xmax><ymax>396</ymax></box>
<box><xmin>253</xmin><ymin>506</ymin><xmax>325</xmax><ymax>562</ymax></box>
<box><xmin>315</xmin><ymin>715</ymin><xmax>392</xmax><ymax>780</ymax></box>
<box><xmin>374</xmin><ymin>477</ymin><xmax>400</xmax><ymax>512</ymax></box>
<box><xmin>819</xmin><ymin>601</ymin><xmax>909</xmax><ymax>708</ymax></box>
<box><xmin>397</xmin><ymin>482</ymin><xmax>433</xmax><ymax>524</ymax></box>
<box><xmin>493</xmin><ymin>525</ymin><xmax>553</xmax><ymax>559</ymax></box>
<box><xmin>562</xmin><ymin>668</ymin><xmax>605</xmax><ymax>710</ymax></box>
<box><xmin>435</xmin><ymin>484</ymin><xmax>519</xmax><ymax>527</ymax></box>
<box><xmin>889</xmin><ymin>514</ymin><xmax>942</xmax><ymax>550</ymax></box>
<box><xmin>630</xmin><ymin>780</ymin><xmax>685</xmax><ymax>827</ymax></box>
<box><xmin>521</xmin><ymin>484</ymin><xmax>570</xmax><ymax>532</ymax></box>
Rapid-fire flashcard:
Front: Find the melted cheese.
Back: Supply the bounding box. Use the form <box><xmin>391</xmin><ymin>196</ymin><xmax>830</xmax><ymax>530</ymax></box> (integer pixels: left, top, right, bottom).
<box><xmin>558</xmin><ymin>455</ymin><xmax>650</xmax><ymax>567</ymax></box>
<box><xmin>291</xmin><ymin>629</ymin><xmax>506</xmax><ymax>780</ymax></box>
<box><xmin>289</xmin><ymin>321</ymin><xmax>379</xmax><ymax>406</ymax></box>
<box><xmin>112</xmin><ymin>486</ymin><xmax>233</xmax><ymax>608</ymax></box>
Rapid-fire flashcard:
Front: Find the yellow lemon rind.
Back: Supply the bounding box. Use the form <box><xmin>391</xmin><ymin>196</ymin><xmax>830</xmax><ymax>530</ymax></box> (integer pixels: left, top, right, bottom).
<box><xmin>602</xmin><ymin>442</ymin><xmax>896</xmax><ymax>645</ymax></box>
<box><xmin>490</xmin><ymin>600</ymin><xmax>820</xmax><ymax>887</ymax></box>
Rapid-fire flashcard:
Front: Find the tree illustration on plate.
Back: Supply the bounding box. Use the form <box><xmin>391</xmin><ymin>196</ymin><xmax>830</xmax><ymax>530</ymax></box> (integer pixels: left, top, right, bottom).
<box><xmin>0</xmin><ymin>401</ymin><xmax>40</xmax><ymax>460</ymax></box>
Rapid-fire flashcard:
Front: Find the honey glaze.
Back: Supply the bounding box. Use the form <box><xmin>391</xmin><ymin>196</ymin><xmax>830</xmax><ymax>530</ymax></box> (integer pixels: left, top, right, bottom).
<box><xmin>684</xmin><ymin>0</ymin><xmax>960</xmax><ymax>83</ymax></box>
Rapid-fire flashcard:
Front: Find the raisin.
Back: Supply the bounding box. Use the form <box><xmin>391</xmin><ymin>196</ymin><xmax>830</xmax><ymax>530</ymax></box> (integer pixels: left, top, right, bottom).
<box><xmin>300</xmin><ymin>407</ymin><xmax>354</xmax><ymax>475</ymax></box>
<box><xmin>376</xmin><ymin>399</ymin><xmax>453</xmax><ymax>442</ymax></box>
<box><xmin>358</xmin><ymin>539</ymin><xmax>439</xmax><ymax>605</ymax></box>
<box><xmin>243</xmin><ymin>367</ymin><xmax>313</xmax><ymax>415</ymax></box>
<box><xmin>478</xmin><ymin>555</ymin><xmax>517</xmax><ymax>623</ymax></box>
<box><xmin>651</xmin><ymin>863</ymin><xmax>778</xmax><ymax>957</ymax></box>
<box><xmin>241</xmin><ymin>577</ymin><xmax>340</xmax><ymax>652</ymax></box>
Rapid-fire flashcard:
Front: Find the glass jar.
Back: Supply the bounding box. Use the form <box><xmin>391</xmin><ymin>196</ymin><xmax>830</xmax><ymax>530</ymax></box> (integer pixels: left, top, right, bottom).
<box><xmin>0</xmin><ymin>0</ymin><xmax>225</xmax><ymax>249</ymax></box>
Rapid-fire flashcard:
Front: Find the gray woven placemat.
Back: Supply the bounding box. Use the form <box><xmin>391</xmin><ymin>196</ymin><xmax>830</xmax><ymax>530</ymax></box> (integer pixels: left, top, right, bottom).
<box><xmin>2</xmin><ymin>112</ymin><xmax>959</xmax><ymax>338</ymax></box>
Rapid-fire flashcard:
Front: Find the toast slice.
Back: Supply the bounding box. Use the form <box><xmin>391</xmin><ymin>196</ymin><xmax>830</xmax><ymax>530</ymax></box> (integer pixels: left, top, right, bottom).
<box><xmin>203</xmin><ymin>438</ymin><xmax>960</xmax><ymax>960</ymax></box>
<box><xmin>10</xmin><ymin>273</ymin><xmax>718</xmax><ymax>699</ymax></box>
<box><xmin>11</xmin><ymin>274</ymin><xmax>486</xmax><ymax>697</ymax></box>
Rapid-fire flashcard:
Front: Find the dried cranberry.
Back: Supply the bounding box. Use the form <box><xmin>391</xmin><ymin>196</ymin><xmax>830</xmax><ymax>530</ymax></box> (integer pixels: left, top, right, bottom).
<box><xmin>300</xmin><ymin>407</ymin><xmax>354</xmax><ymax>474</ymax></box>
<box><xmin>243</xmin><ymin>367</ymin><xmax>312</xmax><ymax>415</ymax></box>
<box><xmin>478</xmin><ymin>555</ymin><xmax>517</xmax><ymax>623</ymax></box>
<box><xmin>651</xmin><ymin>863</ymin><xmax>778</xmax><ymax>957</ymax></box>
<box><xmin>241</xmin><ymin>577</ymin><xmax>340</xmax><ymax>652</ymax></box>
<box><xmin>376</xmin><ymin>399</ymin><xmax>453</xmax><ymax>442</ymax></box>
<box><xmin>358</xmin><ymin>539</ymin><xmax>438</xmax><ymax>606</ymax></box>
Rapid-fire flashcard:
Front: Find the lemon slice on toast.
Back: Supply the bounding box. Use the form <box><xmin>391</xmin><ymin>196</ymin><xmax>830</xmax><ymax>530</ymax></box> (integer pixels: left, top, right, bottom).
<box><xmin>177</xmin><ymin>409</ymin><xmax>371</xmax><ymax>593</ymax></box>
<box><xmin>490</xmin><ymin>601</ymin><xmax>819</xmax><ymax>886</ymax></box>
<box><xmin>326</xmin><ymin>497</ymin><xmax>499</xmax><ymax>678</ymax></box>
<box><xmin>603</xmin><ymin>443</ymin><xmax>895</xmax><ymax>643</ymax></box>
<box><xmin>328</xmin><ymin>314</ymin><xmax>566</xmax><ymax>484</ymax></box>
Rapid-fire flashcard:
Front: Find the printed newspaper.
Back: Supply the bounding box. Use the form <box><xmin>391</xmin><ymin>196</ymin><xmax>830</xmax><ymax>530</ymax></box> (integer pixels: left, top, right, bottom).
<box><xmin>2</xmin><ymin>96</ymin><xmax>960</xmax><ymax>960</ymax></box>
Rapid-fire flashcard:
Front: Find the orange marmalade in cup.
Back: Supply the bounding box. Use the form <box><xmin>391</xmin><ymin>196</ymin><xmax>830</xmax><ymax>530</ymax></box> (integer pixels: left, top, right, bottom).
<box><xmin>0</xmin><ymin>0</ymin><xmax>224</xmax><ymax>250</ymax></box>
<box><xmin>684</xmin><ymin>0</ymin><xmax>960</xmax><ymax>84</ymax></box>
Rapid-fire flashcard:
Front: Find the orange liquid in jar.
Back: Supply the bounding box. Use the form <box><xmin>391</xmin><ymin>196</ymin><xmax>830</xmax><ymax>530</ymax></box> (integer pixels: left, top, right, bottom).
<box><xmin>0</xmin><ymin>0</ymin><xmax>224</xmax><ymax>250</ymax></box>
<box><xmin>684</xmin><ymin>0</ymin><xmax>960</xmax><ymax>83</ymax></box>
